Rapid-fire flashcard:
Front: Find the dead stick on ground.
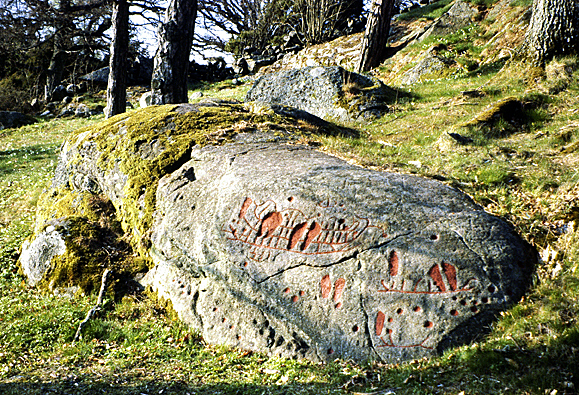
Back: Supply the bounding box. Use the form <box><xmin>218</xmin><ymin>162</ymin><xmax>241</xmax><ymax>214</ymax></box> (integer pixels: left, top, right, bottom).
<box><xmin>73</xmin><ymin>268</ymin><xmax>112</xmax><ymax>344</ymax></box>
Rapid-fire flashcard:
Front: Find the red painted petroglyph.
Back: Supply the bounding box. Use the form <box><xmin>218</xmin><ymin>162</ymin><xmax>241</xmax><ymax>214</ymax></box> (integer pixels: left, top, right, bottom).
<box><xmin>321</xmin><ymin>275</ymin><xmax>346</xmax><ymax>308</ymax></box>
<box><xmin>429</xmin><ymin>264</ymin><xmax>446</xmax><ymax>292</ymax></box>
<box><xmin>389</xmin><ymin>250</ymin><xmax>399</xmax><ymax>277</ymax></box>
<box><xmin>375</xmin><ymin>311</ymin><xmax>434</xmax><ymax>350</ymax></box>
<box><xmin>239</xmin><ymin>197</ymin><xmax>252</xmax><ymax>219</ymax></box>
<box><xmin>442</xmin><ymin>262</ymin><xmax>457</xmax><ymax>291</ymax></box>
<box><xmin>379</xmin><ymin>262</ymin><xmax>477</xmax><ymax>295</ymax></box>
<box><xmin>224</xmin><ymin>198</ymin><xmax>386</xmax><ymax>261</ymax></box>
<box><xmin>333</xmin><ymin>278</ymin><xmax>346</xmax><ymax>301</ymax></box>
<box><xmin>288</xmin><ymin>222</ymin><xmax>308</xmax><ymax>250</ymax></box>
<box><xmin>376</xmin><ymin>311</ymin><xmax>386</xmax><ymax>336</ymax></box>
<box><xmin>321</xmin><ymin>275</ymin><xmax>332</xmax><ymax>299</ymax></box>
<box><xmin>258</xmin><ymin>211</ymin><xmax>282</xmax><ymax>238</ymax></box>
<box><xmin>304</xmin><ymin>221</ymin><xmax>322</xmax><ymax>250</ymax></box>
<box><xmin>376</xmin><ymin>333</ymin><xmax>433</xmax><ymax>349</ymax></box>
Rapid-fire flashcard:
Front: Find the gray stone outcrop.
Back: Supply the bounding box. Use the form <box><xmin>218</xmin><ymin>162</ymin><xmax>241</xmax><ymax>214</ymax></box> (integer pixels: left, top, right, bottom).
<box><xmin>20</xmin><ymin>221</ymin><xmax>67</xmax><ymax>286</ymax></box>
<box><xmin>258</xmin><ymin>33</ymin><xmax>363</xmax><ymax>75</ymax></box>
<box><xmin>0</xmin><ymin>111</ymin><xmax>36</xmax><ymax>129</ymax></box>
<box><xmin>246</xmin><ymin>66</ymin><xmax>391</xmax><ymax>124</ymax></box>
<box><xmin>20</xmin><ymin>102</ymin><xmax>536</xmax><ymax>363</ymax></box>
<box><xmin>418</xmin><ymin>0</ymin><xmax>479</xmax><ymax>41</ymax></box>
<box><xmin>399</xmin><ymin>52</ymin><xmax>456</xmax><ymax>85</ymax></box>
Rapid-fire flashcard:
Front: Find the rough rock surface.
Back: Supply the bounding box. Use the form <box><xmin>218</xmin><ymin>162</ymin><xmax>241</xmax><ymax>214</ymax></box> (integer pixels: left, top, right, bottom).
<box><xmin>20</xmin><ymin>222</ymin><xmax>66</xmax><ymax>286</ymax></box>
<box><xmin>20</xmin><ymin>102</ymin><xmax>536</xmax><ymax>363</ymax></box>
<box><xmin>399</xmin><ymin>53</ymin><xmax>456</xmax><ymax>85</ymax></box>
<box><xmin>418</xmin><ymin>0</ymin><xmax>479</xmax><ymax>42</ymax></box>
<box><xmin>246</xmin><ymin>66</ymin><xmax>392</xmax><ymax>123</ymax></box>
<box><xmin>0</xmin><ymin>111</ymin><xmax>37</xmax><ymax>129</ymax></box>
<box><xmin>140</xmin><ymin>91</ymin><xmax>152</xmax><ymax>108</ymax></box>
<box><xmin>259</xmin><ymin>33</ymin><xmax>363</xmax><ymax>75</ymax></box>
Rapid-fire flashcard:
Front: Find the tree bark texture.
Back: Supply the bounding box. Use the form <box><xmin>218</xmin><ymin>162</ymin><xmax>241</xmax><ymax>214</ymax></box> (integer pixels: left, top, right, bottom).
<box><xmin>523</xmin><ymin>0</ymin><xmax>579</xmax><ymax>64</ymax></box>
<box><xmin>151</xmin><ymin>0</ymin><xmax>198</xmax><ymax>105</ymax></box>
<box><xmin>356</xmin><ymin>0</ymin><xmax>395</xmax><ymax>73</ymax></box>
<box><xmin>45</xmin><ymin>28</ymin><xmax>67</xmax><ymax>101</ymax></box>
<box><xmin>105</xmin><ymin>0</ymin><xmax>130</xmax><ymax>119</ymax></box>
<box><xmin>45</xmin><ymin>0</ymin><xmax>72</xmax><ymax>101</ymax></box>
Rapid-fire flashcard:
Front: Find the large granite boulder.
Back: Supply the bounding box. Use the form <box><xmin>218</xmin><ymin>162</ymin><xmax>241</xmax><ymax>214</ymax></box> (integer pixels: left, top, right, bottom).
<box><xmin>0</xmin><ymin>111</ymin><xmax>36</xmax><ymax>129</ymax></box>
<box><xmin>20</xmin><ymin>101</ymin><xmax>535</xmax><ymax>363</ymax></box>
<box><xmin>246</xmin><ymin>66</ymin><xmax>393</xmax><ymax>124</ymax></box>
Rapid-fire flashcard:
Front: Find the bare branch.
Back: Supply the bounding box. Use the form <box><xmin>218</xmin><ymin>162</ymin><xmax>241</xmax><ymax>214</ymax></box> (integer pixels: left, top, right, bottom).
<box><xmin>72</xmin><ymin>269</ymin><xmax>112</xmax><ymax>344</ymax></box>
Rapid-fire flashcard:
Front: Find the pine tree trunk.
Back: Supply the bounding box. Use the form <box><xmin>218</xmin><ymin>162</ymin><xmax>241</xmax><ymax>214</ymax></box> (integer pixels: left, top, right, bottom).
<box><xmin>523</xmin><ymin>0</ymin><xmax>579</xmax><ymax>64</ymax></box>
<box><xmin>151</xmin><ymin>0</ymin><xmax>198</xmax><ymax>105</ymax></box>
<box><xmin>356</xmin><ymin>0</ymin><xmax>395</xmax><ymax>73</ymax></box>
<box><xmin>105</xmin><ymin>0</ymin><xmax>130</xmax><ymax>119</ymax></box>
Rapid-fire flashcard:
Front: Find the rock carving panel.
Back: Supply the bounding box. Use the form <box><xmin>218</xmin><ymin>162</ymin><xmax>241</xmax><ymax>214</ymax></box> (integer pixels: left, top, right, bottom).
<box><xmin>368</xmin><ymin>247</ymin><xmax>494</xmax><ymax>354</ymax></box>
<box><xmin>379</xmin><ymin>260</ymin><xmax>477</xmax><ymax>295</ymax></box>
<box><xmin>27</xmin><ymin>103</ymin><xmax>536</xmax><ymax>365</ymax></box>
<box><xmin>222</xmin><ymin>197</ymin><xmax>516</xmax><ymax>359</ymax></box>
<box><xmin>224</xmin><ymin>197</ymin><xmax>387</xmax><ymax>261</ymax></box>
<box><xmin>320</xmin><ymin>274</ymin><xmax>346</xmax><ymax>309</ymax></box>
<box><xmin>375</xmin><ymin>309</ymin><xmax>433</xmax><ymax>350</ymax></box>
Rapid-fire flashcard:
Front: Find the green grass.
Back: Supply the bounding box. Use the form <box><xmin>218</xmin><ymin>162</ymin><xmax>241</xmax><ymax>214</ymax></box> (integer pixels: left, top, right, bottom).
<box><xmin>3</xmin><ymin>58</ymin><xmax>579</xmax><ymax>394</ymax></box>
<box><xmin>1</xmin><ymin>5</ymin><xmax>579</xmax><ymax>393</ymax></box>
<box><xmin>397</xmin><ymin>0</ymin><xmax>454</xmax><ymax>22</ymax></box>
<box><xmin>188</xmin><ymin>79</ymin><xmax>252</xmax><ymax>102</ymax></box>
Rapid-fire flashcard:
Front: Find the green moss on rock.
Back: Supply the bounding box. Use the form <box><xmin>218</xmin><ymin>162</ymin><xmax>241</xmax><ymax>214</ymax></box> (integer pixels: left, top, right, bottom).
<box><xmin>460</xmin><ymin>96</ymin><xmax>525</xmax><ymax>137</ymax></box>
<box><xmin>32</xmin><ymin>188</ymin><xmax>147</xmax><ymax>296</ymax></box>
<box><xmin>34</xmin><ymin>101</ymin><xmax>339</xmax><ymax>294</ymax></box>
<box><xmin>69</xmin><ymin>104</ymin><xmax>292</xmax><ymax>259</ymax></box>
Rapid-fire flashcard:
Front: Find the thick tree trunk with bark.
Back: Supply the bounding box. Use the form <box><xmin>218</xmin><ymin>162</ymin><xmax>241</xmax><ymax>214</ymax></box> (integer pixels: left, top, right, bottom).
<box><xmin>105</xmin><ymin>0</ymin><xmax>130</xmax><ymax>119</ymax></box>
<box><xmin>151</xmin><ymin>0</ymin><xmax>197</xmax><ymax>105</ymax></box>
<box><xmin>356</xmin><ymin>0</ymin><xmax>395</xmax><ymax>73</ymax></box>
<box><xmin>522</xmin><ymin>0</ymin><xmax>579</xmax><ymax>64</ymax></box>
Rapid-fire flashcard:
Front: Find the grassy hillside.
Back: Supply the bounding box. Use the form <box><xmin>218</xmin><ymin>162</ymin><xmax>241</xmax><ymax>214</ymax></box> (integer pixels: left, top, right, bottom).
<box><xmin>1</xmin><ymin>1</ymin><xmax>578</xmax><ymax>394</ymax></box>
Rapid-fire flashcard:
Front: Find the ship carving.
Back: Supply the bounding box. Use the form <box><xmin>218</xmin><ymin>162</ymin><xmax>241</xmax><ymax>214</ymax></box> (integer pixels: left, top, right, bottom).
<box><xmin>224</xmin><ymin>197</ymin><xmax>386</xmax><ymax>261</ymax></box>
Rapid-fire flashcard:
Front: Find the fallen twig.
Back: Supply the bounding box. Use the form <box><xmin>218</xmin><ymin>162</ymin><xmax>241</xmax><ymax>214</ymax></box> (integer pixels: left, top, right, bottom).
<box><xmin>73</xmin><ymin>268</ymin><xmax>112</xmax><ymax>344</ymax></box>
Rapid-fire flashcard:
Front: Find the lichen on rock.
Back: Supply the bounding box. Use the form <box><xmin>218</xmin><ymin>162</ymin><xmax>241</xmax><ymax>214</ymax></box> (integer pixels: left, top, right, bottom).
<box><xmin>21</xmin><ymin>187</ymin><xmax>146</xmax><ymax>296</ymax></box>
<box><xmin>246</xmin><ymin>66</ymin><xmax>394</xmax><ymax>124</ymax></box>
<box><xmin>20</xmin><ymin>99</ymin><xmax>536</xmax><ymax>363</ymax></box>
<box><xmin>21</xmin><ymin>101</ymin><xmax>348</xmax><ymax>295</ymax></box>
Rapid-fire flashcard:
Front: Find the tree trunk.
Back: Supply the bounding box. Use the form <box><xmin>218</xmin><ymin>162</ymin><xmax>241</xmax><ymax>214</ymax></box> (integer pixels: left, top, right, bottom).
<box><xmin>522</xmin><ymin>0</ymin><xmax>579</xmax><ymax>64</ymax></box>
<box><xmin>45</xmin><ymin>29</ymin><xmax>67</xmax><ymax>101</ymax></box>
<box><xmin>356</xmin><ymin>0</ymin><xmax>395</xmax><ymax>73</ymax></box>
<box><xmin>45</xmin><ymin>0</ymin><xmax>72</xmax><ymax>101</ymax></box>
<box><xmin>105</xmin><ymin>0</ymin><xmax>130</xmax><ymax>119</ymax></box>
<box><xmin>151</xmin><ymin>0</ymin><xmax>198</xmax><ymax>105</ymax></box>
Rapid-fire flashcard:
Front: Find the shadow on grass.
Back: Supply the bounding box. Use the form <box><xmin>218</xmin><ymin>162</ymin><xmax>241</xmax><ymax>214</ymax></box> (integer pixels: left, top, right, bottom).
<box><xmin>0</xmin><ymin>378</ymin><xmax>343</xmax><ymax>395</ymax></box>
<box><xmin>470</xmin><ymin>59</ymin><xmax>509</xmax><ymax>78</ymax></box>
<box><xmin>396</xmin><ymin>0</ymin><xmax>453</xmax><ymax>22</ymax></box>
<box><xmin>0</xmin><ymin>144</ymin><xmax>57</xmax><ymax>177</ymax></box>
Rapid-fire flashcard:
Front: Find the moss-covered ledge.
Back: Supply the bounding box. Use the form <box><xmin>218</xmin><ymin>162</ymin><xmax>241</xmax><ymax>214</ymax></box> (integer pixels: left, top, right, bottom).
<box><xmin>21</xmin><ymin>100</ymin><xmax>354</xmax><ymax>295</ymax></box>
